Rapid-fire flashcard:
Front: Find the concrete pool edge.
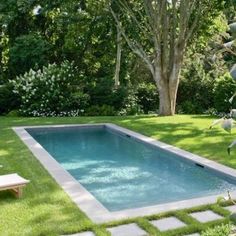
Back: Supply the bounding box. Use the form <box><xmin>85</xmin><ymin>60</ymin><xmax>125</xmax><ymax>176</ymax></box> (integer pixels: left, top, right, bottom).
<box><xmin>12</xmin><ymin>123</ymin><xmax>236</xmax><ymax>223</ymax></box>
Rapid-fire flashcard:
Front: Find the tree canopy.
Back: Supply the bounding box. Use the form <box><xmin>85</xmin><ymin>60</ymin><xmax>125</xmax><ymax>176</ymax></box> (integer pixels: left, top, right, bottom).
<box><xmin>0</xmin><ymin>0</ymin><xmax>235</xmax><ymax>116</ymax></box>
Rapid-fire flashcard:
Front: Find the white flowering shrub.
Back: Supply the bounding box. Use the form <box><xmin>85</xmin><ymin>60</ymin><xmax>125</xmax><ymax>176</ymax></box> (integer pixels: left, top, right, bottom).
<box><xmin>11</xmin><ymin>61</ymin><xmax>86</xmax><ymax>117</ymax></box>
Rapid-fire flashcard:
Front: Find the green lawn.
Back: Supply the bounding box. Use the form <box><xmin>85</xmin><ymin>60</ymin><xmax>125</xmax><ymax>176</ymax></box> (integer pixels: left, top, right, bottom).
<box><xmin>0</xmin><ymin>115</ymin><xmax>235</xmax><ymax>236</ymax></box>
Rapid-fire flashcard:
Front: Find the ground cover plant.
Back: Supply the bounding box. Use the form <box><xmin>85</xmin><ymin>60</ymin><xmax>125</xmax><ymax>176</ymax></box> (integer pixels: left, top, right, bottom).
<box><xmin>1</xmin><ymin>115</ymin><xmax>236</xmax><ymax>235</ymax></box>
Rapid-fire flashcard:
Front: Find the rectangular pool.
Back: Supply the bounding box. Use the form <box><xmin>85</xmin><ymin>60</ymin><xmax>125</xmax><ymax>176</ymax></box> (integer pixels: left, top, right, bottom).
<box><xmin>13</xmin><ymin>124</ymin><xmax>236</xmax><ymax>223</ymax></box>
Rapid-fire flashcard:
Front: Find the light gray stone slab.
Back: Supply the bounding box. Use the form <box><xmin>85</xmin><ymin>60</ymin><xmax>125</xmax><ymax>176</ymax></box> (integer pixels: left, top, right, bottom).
<box><xmin>189</xmin><ymin>210</ymin><xmax>223</xmax><ymax>223</ymax></box>
<box><xmin>184</xmin><ymin>233</ymin><xmax>200</xmax><ymax>236</ymax></box>
<box><xmin>150</xmin><ymin>216</ymin><xmax>186</xmax><ymax>231</ymax></box>
<box><xmin>224</xmin><ymin>205</ymin><xmax>236</xmax><ymax>213</ymax></box>
<box><xmin>62</xmin><ymin>232</ymin><xmax>95</xmax><ymax>236</ymax></box>
<box><xmin>107</xmin><ymin>223</ymin><xmax>147</xmax><ymax>236</ymax></box>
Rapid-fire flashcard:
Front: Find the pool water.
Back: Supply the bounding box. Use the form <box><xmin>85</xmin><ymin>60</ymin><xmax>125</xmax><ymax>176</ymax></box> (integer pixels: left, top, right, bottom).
<box><xmin>27</xmin><ymin>126</ymin><xmax>236</xmax><ymax>211</ymax></box>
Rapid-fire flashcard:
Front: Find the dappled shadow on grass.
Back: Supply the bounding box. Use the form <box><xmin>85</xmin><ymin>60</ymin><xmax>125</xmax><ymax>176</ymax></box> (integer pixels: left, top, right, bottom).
<box><xmin>0</xmin><ymin>191</ymin><xmax>16</xmax><ymax>202</ymax></box>
<box><xmin>25</xmin><ymin>185</ymin><xmax>93</xmax><ymax>235</ymax></box>
<box><xmin>116</xmin><ymin>117</ymin><xmax>236</xmax><ymax>168</ymax></box>
<box><xmin>0</xmin><ymin>124</ymin><xmax>94</xmax><ymax>235</ymax></box>
<box><xmin>0</xmin><ymin>173</ymin><xmax>93</xmax><ymax>235</ymax></box>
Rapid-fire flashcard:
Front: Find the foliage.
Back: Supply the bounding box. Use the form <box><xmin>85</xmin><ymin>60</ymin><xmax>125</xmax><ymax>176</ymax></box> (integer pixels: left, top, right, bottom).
<box><xmin>119</xmin><ymin>92</ymin><xmax>141</xmax><ymax>115</ymax></box>
<box><xmin>84</xmin><ymin>77</ymin><xmax>126</xmax><ymax>111</ymax></box>
<box><xmin>11</xmin><ymin>61</ymin><xmax>84</xmax><ymax>116</ymax></box>
<box><xmin>8</xmin><ymin>34</ymin><xmax>51</xmax><ymax>77</ymax></box>
<box><xmin>213</xmin><ymin>73</ymin><xmax>236</xmax><ymax>112</ymax></box>
<box><xmin>0</xmin><ymin>0</ymin><xmax>123</xmax><ymax>82</ymax></box>
<box><xmin>85</xmin><ymin>105</ymin><xmax>116</xmax><ymax>116</ymax></box>
<box><xmin>0</xmin><ymin>83</ymin><xmax>20</xmax><ymax>115</ymax></box>
<box><xmin>83</xmin><ymin>78</ymin><xmax>146</xmax><ymax>116</ymax></box>
<box><xmin>0</xmin><ymin>0</ymin><xmax>235</xmax><ymax>117</ymax></box>
<box><xmin>201</xmin><ymin>224</ymin><xmax>231</xmax><ymax>236</ymax></box>
<box><xmin>136</xmin><ymin>83</ymin><xmax>159</xmax><ymax>114</ymax></box>
<box><xmin>178</xmin><ymin>53</ymin><xmax>216</xmax><ymax>114</ymax></box>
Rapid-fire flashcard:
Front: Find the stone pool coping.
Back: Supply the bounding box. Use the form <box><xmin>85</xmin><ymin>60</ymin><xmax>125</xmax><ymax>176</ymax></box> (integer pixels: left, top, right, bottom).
<box><xmin>13</xmin><ymin>123</ymin><xmax>236</xmax><ymax>223</ymax></box>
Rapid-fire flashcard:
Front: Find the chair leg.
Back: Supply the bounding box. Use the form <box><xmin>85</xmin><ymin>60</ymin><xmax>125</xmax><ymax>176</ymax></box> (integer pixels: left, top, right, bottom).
<box><xmin>10</xmin><ymin>187</ymin><xmax>23</xmax><ymax>198</ymax></box>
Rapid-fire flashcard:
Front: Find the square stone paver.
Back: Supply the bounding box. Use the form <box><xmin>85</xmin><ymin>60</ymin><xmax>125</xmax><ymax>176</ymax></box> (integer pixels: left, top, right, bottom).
<box><xmin>150</xmin><ymin>216</ymin><xmax>186</xmax><ymax>232</ymax></box>
<box><xmin>107</xmin><ymin>223</ymin><xmax>147</xmax><ymax>236</ymax></box>
<box><xmin>189</xmin><ymin>210</ymin><xmax>223</xmax><ymax>223</ymax></box>
<box><xmin>184</xmin><ymin>234</ymin><xmax>200</xmax><ymax>236</ymax></box>
<box><xmin>62</xmin><ymin>232</ymin><xmax>95</xmax><ymax>236</ymax></box>
<box><xmin>224</xmin><ymin>205</ymin><xmax>236</xmax><ymax>213</ymax></box>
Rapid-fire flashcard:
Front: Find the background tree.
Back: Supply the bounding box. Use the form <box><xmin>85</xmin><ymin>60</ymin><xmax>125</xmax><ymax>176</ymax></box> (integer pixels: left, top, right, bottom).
<box><xmin>110</xmin><ymin>0</ymin><xmax>225</xmax><ymax>115</ymax></box>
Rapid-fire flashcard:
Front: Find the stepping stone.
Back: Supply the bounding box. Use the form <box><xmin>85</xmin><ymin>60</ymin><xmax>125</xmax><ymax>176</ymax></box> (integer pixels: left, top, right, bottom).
<box><xmin>150</xmin><ymin>216</ymin><xmax>186</xmax><ymax>232</ymax></box>
<box><xmin>107</xmin><ymin>223</ymin><xmax>147</xmax><ymax>236</ymax></box>
<box><xmin>62</xmin><ymin>232</ymin><xmax>95</xmax><ymax>236</ymax></box>
<box><xmin>224</xmin><ymin>205</ymin><xmax>236</xmax><ymax>213</ymax></box>
<box><xmin>189</xmin><ymin>210</ymin><xmax>223</xmax><ymax>223</ymax></box>
<box><xmin>184</xmin><ymin>234</ymin><xmax>200</xmax><ymax>236</ymax></box>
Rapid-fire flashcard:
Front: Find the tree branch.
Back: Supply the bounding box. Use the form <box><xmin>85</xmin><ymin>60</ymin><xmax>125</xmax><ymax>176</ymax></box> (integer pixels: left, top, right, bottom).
<box><xmin>109</xmin><ymin>6</ymin><xmax>154</xmax><ymax>76</ymax></box>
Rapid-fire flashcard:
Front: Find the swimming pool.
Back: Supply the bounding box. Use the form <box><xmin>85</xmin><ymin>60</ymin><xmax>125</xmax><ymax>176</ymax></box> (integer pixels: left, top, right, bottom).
<box><xmin>13</xmin><ymin>124</ymin><xmax>236</xmax><ymax>223</ymax></box>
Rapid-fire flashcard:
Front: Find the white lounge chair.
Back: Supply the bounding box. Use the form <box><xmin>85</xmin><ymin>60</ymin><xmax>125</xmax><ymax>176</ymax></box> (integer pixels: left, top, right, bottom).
<box><xmin>0</xmin><ymin>173</ymin><xmax>30</xmax><ymax>198</ymax></box>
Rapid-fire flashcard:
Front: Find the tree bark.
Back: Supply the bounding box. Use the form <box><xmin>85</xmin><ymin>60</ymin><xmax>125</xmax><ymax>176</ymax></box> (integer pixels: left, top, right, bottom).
<box><xmin>158</xmin><ymin>81</ymin><xmax>172</xmax><ymax>115</ymax></box>
<box><xmin>114</xmin><ymin>22</ymin><xmax>122</xmax><ymax>89</ymax></box>
<box><xmin>154</xmin><ymin>58</ymin><xmax>181</xmax><ymax>116</ymax></box>
<box><xmin>156</xmin><ymin>77</ymin><xmax>179</xmax><ymax>116</ymax></box>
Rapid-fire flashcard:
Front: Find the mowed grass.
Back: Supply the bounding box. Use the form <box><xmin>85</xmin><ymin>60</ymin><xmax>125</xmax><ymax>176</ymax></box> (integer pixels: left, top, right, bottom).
<box><xmin>0</xmin><ymin>115</ymin><xmax>235</xmax><ymax>235</ymax></box>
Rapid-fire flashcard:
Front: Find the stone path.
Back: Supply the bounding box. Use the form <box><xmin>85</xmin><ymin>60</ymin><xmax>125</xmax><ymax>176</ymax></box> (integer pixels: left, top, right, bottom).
<box><xmin>107</xmin><ymin>223</ymin><xmax>147</xmax><ymax>236</ymax></box>
<box><xmin>225</xmin><ymin>205</ymin><xmax>236</xmax><ymax>213</ymax></box>
<box><xmin>150</xmin><ymin>216</ymin><xmax>186</xmax><ymax>231</ymax></box>
<box><xmin>64</xmin><ymin>209</ymin><xmax>227</xmax><ymax>236</ymax></box>
<box><xmin>185</xmin><ymin>234</ymin><xmax>200</xmax><ymax>236</ymax></box>
<box><xmin>189</xmin><ymin>210</ymin><xmax>223</xmax><ymax>223</ymax></box>
<box><xmin>62</xmin><ymin>232</ymin><xmax>95</xmax><ymax>236</ymax></box>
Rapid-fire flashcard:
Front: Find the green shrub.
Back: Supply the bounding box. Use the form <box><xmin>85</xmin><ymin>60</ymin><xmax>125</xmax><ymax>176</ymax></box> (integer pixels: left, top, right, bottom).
<box><xmin>84</xmin><ymin>77</ymin><xmax>127</xmax><ymax>111</ymax></box>
<box><xmin>177</xmin><ymin>101</ymin><xmax>199</xmax><ymax>114</ymax></box>
<box><xmin>136</xmin><ymin>83</ymin><xmax>159</xmax><ymax>114</ymax></box>
<box><xmin>119</xmin><ymin>92</ymin><xmax>142</xmax><ymax>115</ymax></box>
<box><xmin>177</xmin><ymin>49</ymin><xmax>224</xmax><ymax>114</ymax></box>
<box><xmin>8</xmin><ymin>34</ymin><xmax>51</xmax><ymax>78</ymax></box>
<box><xmin>11</xmin><ymin>61</ymin><xmax>84</xmax><ymax>116</ymax></box>
<box><xmin>69</xmin><ymin>92</ymin><xmax>90</xmax><ymax>113</ymax></box>
<box><xmin>85</xmin><ymin>105</ymin><xmax>116</xmax><ymax>116</ymax></box>
<box><xmin>177</xmin><ymin>75</ymin><xmax>215</xmax><ymax>114</ymax></box>
<box><xmin>213</xmin><ymin>73</ymin><xmax>236</xmax><ymax>112</ymax></box>
<box><xmin>201</xmin><ymin>224</ymin><xmax>231</xmax><ymax>236</ymax></box>
<box><xmin>0</xmin><ymin>84</ymin><xmax>20</xmax><ymax>115</ymax></box>
<box><xmin>178</xmin><ymin>58</ymin><xmax>215</xmax><ymax>114</ymax></box>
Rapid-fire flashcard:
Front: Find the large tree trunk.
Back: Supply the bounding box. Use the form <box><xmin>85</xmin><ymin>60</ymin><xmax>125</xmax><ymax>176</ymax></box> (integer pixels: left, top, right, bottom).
<box><xmin>154</xmin><ymin>61</ymin><xmax>181</xmax><ymax>116</ymax></box>
<box><xmin>158</xmin><ymin>81</ymin><xmax>172</xmax><ymax>115</ymax></box>
<box><xmin>114</xmin><ymin>23</ymin><xmax>122</xmax><ymax>89</ymax></box>
<box><xmin>157</xmin><ymin>79</ymin><xmax>179</xmax><ymax>116</ymax></box>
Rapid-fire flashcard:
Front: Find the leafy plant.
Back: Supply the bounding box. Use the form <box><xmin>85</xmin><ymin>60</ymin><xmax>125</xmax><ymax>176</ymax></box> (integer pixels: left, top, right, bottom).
<box><xmin>85</xmin><ymin>105</ymin><xmax>116</xmax><ymax>116</ymax></box>
<box><xmin>8</xmin><ymin>34</ymin><xmax>51</xmax><ymax>78</ymax></box>
<box><xmin>0</xmin><ymin>83</ymin><xmax>20</xmax><ymax>115</ymax></box>
<box><xmin>11</xmin><ymin>61</ymin><xmax>83</xmax><ymax>116</ymax></box>
<box><xmin>209</xmin><ymin>15</ymin><xmax>236</xmax><ymax>153</ymax></box>
<box><xmin>213</xmin><ymin>73</ymin><xmax>236</xmax><ymax>112</ymax></box>
<box><xmin>136</xmin><ymin>83</ymin><xmax>159</xmax><ymax>114</ymax></box>
<box><xmin>201</xmin><ymin>224</ymin><xmax>231</xmax><ymax>236</ymax></box>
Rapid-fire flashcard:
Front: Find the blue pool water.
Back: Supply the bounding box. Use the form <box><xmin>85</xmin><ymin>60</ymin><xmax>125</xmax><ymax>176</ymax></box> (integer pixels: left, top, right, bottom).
<box><xmin>27</xmin><ymin>126</ymin><xmax>236</xmax><ymax>211</ymax></box>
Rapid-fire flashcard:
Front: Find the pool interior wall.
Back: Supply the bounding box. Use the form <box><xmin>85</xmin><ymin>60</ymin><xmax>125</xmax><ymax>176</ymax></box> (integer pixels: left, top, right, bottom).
<box><xmin>26</xmin><ymin>125</ymin><xmax>236</xmax><ymax>212</ymax></box>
